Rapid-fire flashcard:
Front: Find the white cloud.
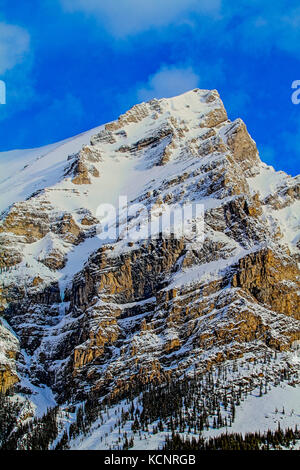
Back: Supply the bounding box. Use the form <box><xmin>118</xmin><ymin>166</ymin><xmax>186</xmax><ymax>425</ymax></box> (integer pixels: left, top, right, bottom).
<box><xmin>60</xmin><ymin>0</ymin><xmax>221</xmax><ymax>37</ymax></box>
<box><xmin>0</xmin><ymin>22</ymin><xmax>30</xmax><ymax>74</ymax></box>
<box><xmin>137</xmin><ymin>65</ymin><xmax>200</xmax><ymax>102</ymax></box>
<box><xmin>59</xmin><ymin>0</ymin><xmax>300</xmax><ymax>57</ymax></box>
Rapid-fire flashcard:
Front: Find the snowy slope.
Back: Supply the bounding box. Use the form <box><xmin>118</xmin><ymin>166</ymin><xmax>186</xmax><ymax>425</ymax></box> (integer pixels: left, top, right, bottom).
<box><xmin>0</xmin><ymin>125</ymin><xmax>104</xmax><ymax>214</ymax></box>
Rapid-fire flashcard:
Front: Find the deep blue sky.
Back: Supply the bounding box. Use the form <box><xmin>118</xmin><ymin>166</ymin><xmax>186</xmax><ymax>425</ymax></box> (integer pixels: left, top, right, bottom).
<box><xmin>0</xmin><ymin>0</ymin><xmax>300</xmax><ymax>175</ymax></box>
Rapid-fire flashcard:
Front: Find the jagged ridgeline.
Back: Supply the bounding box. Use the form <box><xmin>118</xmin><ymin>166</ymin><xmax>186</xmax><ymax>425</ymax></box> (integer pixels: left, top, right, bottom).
<box><xmin>0</xmin><ymin>89</ymin><xmax>299</xmax><ymax>449</ymax></box>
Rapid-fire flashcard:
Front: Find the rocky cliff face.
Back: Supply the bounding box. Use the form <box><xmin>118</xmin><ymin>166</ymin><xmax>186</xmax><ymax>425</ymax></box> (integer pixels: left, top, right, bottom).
<box><xmin>0</xmin><ymin>89</ymin><xmax>299</xmax><ymax>422</ymax></box>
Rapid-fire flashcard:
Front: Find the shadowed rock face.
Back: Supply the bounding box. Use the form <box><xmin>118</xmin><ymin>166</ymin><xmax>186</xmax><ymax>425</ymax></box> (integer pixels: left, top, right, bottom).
<box><xmin>0</xmin><ymin>88</ymin><xmax>299</xmax><ymax>403</ymax></box>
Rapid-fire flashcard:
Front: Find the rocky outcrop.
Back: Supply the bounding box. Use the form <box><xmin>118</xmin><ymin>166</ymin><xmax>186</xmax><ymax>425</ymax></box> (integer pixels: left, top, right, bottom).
<box><xmin>223</xmin><ymin>119</ymin><xmax>260</xmax><ymax>175</ymax></box>
<box><xmin>0</xmin><ymin>200</ymin><xmax>52</xmax><ymax>243</ymax></box>
<box><xmin>0</xmin><ymin>320</ymin><xmax>19</xmax><ymax>393</ymax></box>
<box><xmin>67</xmin><ymin>146</ymin><xmax>101</xmax><ymax>185</ymax></box>
<box><xmin>232</xmin><ymin>248</ymin><xmax>300</xmax><ymax>318</ymax></box>
<box><xmin>0</xmin><ymin>366</ymin><xmax>19</xmax><ymax>394</ymax></box>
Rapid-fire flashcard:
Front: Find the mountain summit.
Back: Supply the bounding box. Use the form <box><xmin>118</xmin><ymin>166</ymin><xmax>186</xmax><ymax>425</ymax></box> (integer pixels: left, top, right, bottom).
<box><xmin>0</xmin><ymin>89</ymin><xmax>299</xmax><ymax>450</ymax></box>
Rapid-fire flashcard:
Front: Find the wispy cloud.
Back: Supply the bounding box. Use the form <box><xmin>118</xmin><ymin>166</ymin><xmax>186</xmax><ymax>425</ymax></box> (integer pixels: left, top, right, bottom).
<box><xmin>221</xmin><ymin>1</ymin><xmax>300</xmax><ymax>57</ymax></box>
<box><xmin>137</xmin><ymin>65</ymin><xmax>200</xmax><ymax>102</ymax></box>
<box><xmin>59</xmin><ymin>0</ymin><xmax>221</xmax><ymax>37</ymax></box>
<box><xmin>0</xmin><ymin>22</ymin><xmax>30</xmax><ymax>74</ymax></box>
<box><xmin>0</xmin><ymin>20</ymin><xmax>34</xmax><ymax>122</ymax></box>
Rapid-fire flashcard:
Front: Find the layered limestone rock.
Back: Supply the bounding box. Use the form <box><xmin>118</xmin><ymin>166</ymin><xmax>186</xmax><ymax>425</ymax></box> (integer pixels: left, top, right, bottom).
<box><xmin>0</xmin><ymin>320</ymin><xmax>19</xmax><ymax>393</ymax></box>
<box><xmin>59</xmin><ymin>240</ymin><xmax>299</xmax><ymax>400</ymax></box>
<box><xmin>67</xmin><ymin>145</ymin><xmax>102</xmax><ymax>185</ymax></box>
<box><xmin>223</xmin><ymin>119</ymin><xmax>260</xmax><ymax>175</ymax></box>
<box><xmin>232</xmin><ymin>248</ymin><xmax>300</xmax><ymax>317</ymax></box>
<box><xmin>0</xmin><ymin>88</ymin><xmax>299</xmax><ymax>405</ymax></box>
<box><xmin>0</xmin><ymin>200</ymin><xmax>53</xmax><ymax>244</ymax></box>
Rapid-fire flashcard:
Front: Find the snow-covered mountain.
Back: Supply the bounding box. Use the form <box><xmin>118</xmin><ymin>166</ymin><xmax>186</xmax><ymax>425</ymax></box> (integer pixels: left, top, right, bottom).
<box><xmin>0</xmin><ymin>89</ymin><xmax>299</xmax><ymax>450</ymax></box>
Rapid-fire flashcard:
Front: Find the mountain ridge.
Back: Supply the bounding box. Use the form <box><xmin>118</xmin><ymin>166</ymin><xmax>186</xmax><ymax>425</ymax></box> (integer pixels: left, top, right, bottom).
<box><xmin>0</xmin><ymin>88</ymin><xmax>299</xmax><ymax>449</ymax></box>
